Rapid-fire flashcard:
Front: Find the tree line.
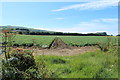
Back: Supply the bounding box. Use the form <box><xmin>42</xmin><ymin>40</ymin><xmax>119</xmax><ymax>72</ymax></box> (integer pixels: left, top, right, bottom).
<box><xmin>12</xmin><ymin>28</ymin><xmax>108</xmax><ymax>36</ymax></box>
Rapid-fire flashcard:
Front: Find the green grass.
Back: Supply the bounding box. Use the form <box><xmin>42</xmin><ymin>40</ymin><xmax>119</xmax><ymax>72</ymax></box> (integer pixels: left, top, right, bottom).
<box><xmin>1</xmin><ymin>34</ymin><xmax>118</xmax><ymax>78</ymax></box>
<box><xmin>13</xmin><ymin>35</ymin><xmax>118</xmax><ymax>47</ymax></box>
<box><xmin>34</xmin><ymin>50</ymin><xmax>118</xmax><ymax>78</ymax></box>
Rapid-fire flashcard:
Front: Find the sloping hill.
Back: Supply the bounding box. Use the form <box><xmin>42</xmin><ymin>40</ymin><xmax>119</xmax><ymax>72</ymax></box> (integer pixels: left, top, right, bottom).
<box><xmin>0</xmin><ymin>26</ymin><xmax>51</xmax><ymax>32</ymax></box>
<box><xmin>0</xmin><ymin>26</ymin><xmax>108</xmax><ymax>36</ymax></box>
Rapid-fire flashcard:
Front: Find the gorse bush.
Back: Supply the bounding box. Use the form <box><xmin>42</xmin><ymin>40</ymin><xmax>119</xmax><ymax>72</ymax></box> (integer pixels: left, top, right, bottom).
<box><xmin>2</xmin><ymin>49</ymin><xmax>54</xmax><ymax>80</ymax></box>
<box><xmin>2</xmin><ymin>66</ymin><xmax>24</xmax><ymax>80</ymax></box>
<box><xmin>2</xmin><ymin>51</ymin><xmax>39</xmax><ymax>80</ymax></box>
<box><xmin>10</xmin><ymin>52</ymin><xmax>36</xmax><ymax>71</ymax></box>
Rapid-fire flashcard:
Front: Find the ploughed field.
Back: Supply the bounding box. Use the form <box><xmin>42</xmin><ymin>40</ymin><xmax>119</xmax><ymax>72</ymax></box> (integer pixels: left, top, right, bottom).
<box><xmin>13</xmin><ymin>35</ymin><xmax>118</xmax><ymax>47</ymax></box>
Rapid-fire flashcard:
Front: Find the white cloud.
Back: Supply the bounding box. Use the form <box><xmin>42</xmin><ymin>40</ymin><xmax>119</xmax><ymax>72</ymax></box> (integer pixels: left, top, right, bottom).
<box><xmin>71</xmin><ymin>18</ymin><xmax>118</xmax><ymax>35</ymax></box>
<box><xmin>38</xmin><ymin>18</ymin><xmax>118</xmax><ymax>35</ymax></box>
<box><xmin>55</xmin><ymin>18</ymin><xmax>64</xmax><ymax>20</ymax></box>
<box><xmin>52</xmin><ymin>0</ymin><xmax>119</xmax><ymax>12</ymax></box>
<box><xmin>101</xmin><ymin>18</ymin><xmax>118</xmax><ymax>22</ymax></box>
<box><xmin>89</xmin><ymin>18</ymin><xmax>118</xmax><ymax>23</ymax></box>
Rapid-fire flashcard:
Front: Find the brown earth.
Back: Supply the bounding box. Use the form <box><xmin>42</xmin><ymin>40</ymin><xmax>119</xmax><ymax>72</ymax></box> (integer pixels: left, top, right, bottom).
<box><xmin>49</xmin><ymin>37</ymin><xmax>69</xmax><ymax>49</ymax></box>
<box><xmin>0</xmin><ymin>46</ymin><xmax>99</xmax><ymax>57</ymax></box>
<box><xmin>33</xmin><ymin>46</ymin><xmax>99</xmax><ymax>56</ymax></box>
<box><xmin>0</xmin><ymin>38</ymin><xmax>99</xmax><ymax>57</ymax></box>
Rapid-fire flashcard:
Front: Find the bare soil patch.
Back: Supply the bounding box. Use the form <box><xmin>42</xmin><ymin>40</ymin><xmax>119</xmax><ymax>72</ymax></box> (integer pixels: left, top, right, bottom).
<box><xmin>49</xmin><ymin>37</ymin><xmax>69</xmax><ymax>49</ymax></box>
<box><xmin>33</xmin><ymin>46</ymin><xmax>99</xmax><ymax>56</ymax></box>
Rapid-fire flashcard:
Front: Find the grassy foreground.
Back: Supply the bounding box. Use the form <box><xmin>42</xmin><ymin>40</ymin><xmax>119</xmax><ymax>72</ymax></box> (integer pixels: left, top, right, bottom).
<box><xmin>34</xmin><ymin>50</ymin><xmax>118</xmax><ymax>78</ymax></box>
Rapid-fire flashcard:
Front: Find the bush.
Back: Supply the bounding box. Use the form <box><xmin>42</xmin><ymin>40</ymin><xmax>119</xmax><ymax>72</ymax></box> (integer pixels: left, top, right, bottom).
<box><xmin>98</xmin><ymin>42</ymin><xmax>109</xmax><ymax>52</ymax></box>
<box><xmin>97</xmin><ymin>37</ymin><xmax>114</xmax><ymax>52</ymax></box>
<box><xmin>10</xmin><ymin>52</ymin><xmax>36</xmax><ymax>71</ymax></box>
<box><xmin>24</xmin><ymin>67</ymin><xmax>41</xmax><ymax>80</ymax></box>
<box><xmin>2</xmin><ymin>62</ymin><xmax>25</xmax><ymax>80</ymax></box>
<box><xmin>2</xmin><ymin>51</ymin><xmax>41</xmax><ymax>80</ymax></box>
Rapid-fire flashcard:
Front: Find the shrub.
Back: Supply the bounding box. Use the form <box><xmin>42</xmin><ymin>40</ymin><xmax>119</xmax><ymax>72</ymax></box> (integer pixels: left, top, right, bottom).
<box><xmin>97</xmin><ymin>42</ymin><xmax>109</xmax><ymax>52</ymax></box>
<box><xmin>24</xmin><ymin>67</ymin><xmax>41</xmax><ymax>80</ymax></box>
<box><xmin>97</xmin><ymin>37</ymin><xmax>115</xmax><ymax>52</ymax></box>
<box><xmin>10</xmin><ymin>52</ymin><xmax>36</xmax><ymax>71</ymax></box>
<box><xmin>2</xmin><ymin>51</ymin><xmax>41</xmax><ymax>80</ymax></box>
<box><xmin>2</xmin><ymin>62</ymin><xmax>25</xmax><ymax>80</ymax></box>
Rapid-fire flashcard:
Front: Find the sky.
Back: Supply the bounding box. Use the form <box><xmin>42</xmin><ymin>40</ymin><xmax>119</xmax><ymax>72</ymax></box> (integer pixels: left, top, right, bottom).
<box><xmin>1</xmin><ymin>0</ymin><xmax>119</xmax><ymax>35</ymax></box>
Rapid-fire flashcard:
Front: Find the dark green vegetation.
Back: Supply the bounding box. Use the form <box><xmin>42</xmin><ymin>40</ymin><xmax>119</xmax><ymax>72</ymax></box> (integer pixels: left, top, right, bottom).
<box><xmin>13</xmin><ymin>35</ymin><xmax>118</xmax><ymax>47</ymax></box>
<box><xmin>1</xmin><ymin>26</ymin><xmax>108</xmax><ymax>36</ymax></box>
<box><xmin>2</xmin><ymin>50</ymin><xmax>54</xmax><ymax>80</ymax></box>
<box><xmin>35</xmin><ymin>49</ymin><xmax>118</xmax><ymax>78</ymax></box>
<box><xmin>2</xmin><ymin>50</ymin><xmax>39</xmax><ymax>80</ymax></box>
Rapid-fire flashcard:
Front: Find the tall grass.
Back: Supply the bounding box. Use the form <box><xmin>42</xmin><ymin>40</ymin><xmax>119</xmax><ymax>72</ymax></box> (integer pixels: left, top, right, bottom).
<box><xmin>35</xmin><ymin>49</ymin><xmax>118</xmax><ymax>78</ymax></box>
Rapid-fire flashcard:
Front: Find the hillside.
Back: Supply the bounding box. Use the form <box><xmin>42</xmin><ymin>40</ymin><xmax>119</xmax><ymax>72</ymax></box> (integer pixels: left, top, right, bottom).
<box><xmin>0</xmin><ymin>26</ymin><xmax>108</xmax><ymax>36</ymax></box>
<box><xmin>0</xmin><ymin>25</ymin><xmax>51</xmax><ymax>32</ymax></box>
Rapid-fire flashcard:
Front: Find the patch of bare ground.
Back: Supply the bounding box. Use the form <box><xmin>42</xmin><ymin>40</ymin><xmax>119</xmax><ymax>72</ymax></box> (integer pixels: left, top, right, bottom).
<box><xmin>33</xmin><ymin>46</ymin><xmax>99</xmax><ymax>56</ymax></box>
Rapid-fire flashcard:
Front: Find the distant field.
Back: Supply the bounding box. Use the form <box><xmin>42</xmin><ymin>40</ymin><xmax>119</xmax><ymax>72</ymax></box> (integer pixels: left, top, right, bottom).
<box><xmin>13</xmin><ymin>35</ymin><xmax>118</xmax><ymax>47</ymax></box>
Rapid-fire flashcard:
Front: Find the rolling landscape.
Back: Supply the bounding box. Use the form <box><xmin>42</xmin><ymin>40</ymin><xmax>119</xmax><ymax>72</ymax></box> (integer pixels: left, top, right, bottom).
<box><xmin>0</xmin><ymin>25</ymin><xmax>119</xmax><ymax>79</ymax></box>
<box><xmin>0</xmin><ymin>1</ymin><xmax>119</xmax><ymax>80</ymax></box>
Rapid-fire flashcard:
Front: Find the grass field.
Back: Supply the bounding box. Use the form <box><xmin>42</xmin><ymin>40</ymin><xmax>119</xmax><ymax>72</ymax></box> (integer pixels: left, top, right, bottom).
<box><xmin>1</xmin><ymin>34</ymin><xmax>118</xmax><ymax>78</ymax></box>
<box><xmin>35</xmin><ymin>49</ymin><xmax>118</xmax><ymax>78</ymax></box>
<box><xmin>13</xmin><ymin>35</ymin><xmax>118</xmax><ymax>47</ymax></box>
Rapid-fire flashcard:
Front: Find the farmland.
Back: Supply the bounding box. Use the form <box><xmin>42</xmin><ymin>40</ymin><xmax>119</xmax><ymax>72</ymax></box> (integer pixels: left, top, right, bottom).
<box><xmin>1</xmin><ymin>1</ymin><xmax>118</xmax><ymax>79</ymax></box>
<box><xmin>1</xmin><ymin>34</ymin><xmax>119</xmax><ymax>79</ymax></box>
<box><xmin>13</xmin><ymin>35</ymin><xmax>118</xmax><ymax>47</ymax></box>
